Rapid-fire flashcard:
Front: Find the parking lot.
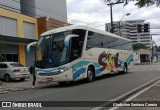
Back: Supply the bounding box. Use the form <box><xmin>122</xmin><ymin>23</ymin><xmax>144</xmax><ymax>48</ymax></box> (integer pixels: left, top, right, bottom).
<box><xmin>0</xmin><ymin>63</ymin><xmax>159</xmax><ymax>94</ymax></box>
<box><xmin>0</xmin><ymin>73</ymin><xmax>58</xmax><ymax>94</ymax></box>
<box><xmin>0</xmin><ymin>74</ymin><xmax>32</xmax><ymax>93</ymax></box>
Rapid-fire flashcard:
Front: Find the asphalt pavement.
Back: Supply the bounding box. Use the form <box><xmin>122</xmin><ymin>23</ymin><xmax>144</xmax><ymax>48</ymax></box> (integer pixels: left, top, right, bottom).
<box><xmin>0</xmin><ymin>62</ymin><xmax>160</xmax><ymax>110</ymax></box>
<box><xmin>107</xmin><ymin>81</ymin><xmax>160</xmax><ymax>110</ymax></box>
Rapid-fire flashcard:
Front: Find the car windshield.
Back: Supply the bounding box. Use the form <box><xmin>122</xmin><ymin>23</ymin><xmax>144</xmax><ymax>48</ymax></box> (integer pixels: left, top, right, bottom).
<box><xmin>36</xmin><ymin>31</ymin><xmax>71</xmax><ymax>68</ymax></box>
<box><xmin>10</xmin><ymin>63</ymin><xmax>24</xmax><ymax>68</ymax></box>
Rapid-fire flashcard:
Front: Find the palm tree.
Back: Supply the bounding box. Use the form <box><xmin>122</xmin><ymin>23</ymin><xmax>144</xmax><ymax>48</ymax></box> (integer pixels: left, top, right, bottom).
<box><xmin>135</xmin><ymin>0</ymin><xmax>160</xmax><ymax>7</ymax></box>
<box><xmin>103</xmin><ymin>0</ymin><xmax>160</xmax><ymax>7</ymax></box>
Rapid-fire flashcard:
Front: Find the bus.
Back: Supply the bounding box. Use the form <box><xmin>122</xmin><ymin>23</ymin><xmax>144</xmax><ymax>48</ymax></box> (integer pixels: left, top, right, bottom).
<box><xmin>27</xmin><ymin>25</ymin><xmax>133</xmax><ymax>84</ymax></box>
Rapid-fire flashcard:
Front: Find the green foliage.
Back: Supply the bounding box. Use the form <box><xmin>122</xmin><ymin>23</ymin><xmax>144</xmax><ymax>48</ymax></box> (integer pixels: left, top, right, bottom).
<box><xmin>132</xmin><ymin>43</ymin><xmax>147</xmax><ymax>50</ymax></box>
<box><xmin>135</xmin><ymin>0</ymin><xmax>158</xmax><ymax>7</ymax></box>
<box><xmin>155</xmin><ymin>46</ymin><xmax>160</xmax><ymax>52</ymax></box>
<box><xmin>103</xmin><ymin>0</ymin><xmax>160</xmax><ymax>7</ymax></box>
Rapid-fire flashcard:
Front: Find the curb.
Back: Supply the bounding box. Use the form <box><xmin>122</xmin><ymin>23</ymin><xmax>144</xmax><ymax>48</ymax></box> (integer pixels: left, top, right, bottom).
<box><xmin>91</xmin><ymin>76</ymin><xmax>160</xmax><ymax>110</ymax></box>
<box><xmin>0</xmin><ymin>87</ymin><xmax>32</xmax><ymax>95</ymax></box>
<box><xmin>0</xmin><ymin>83</ymin><xmax>57</xmax><ymax>95</ymax></box>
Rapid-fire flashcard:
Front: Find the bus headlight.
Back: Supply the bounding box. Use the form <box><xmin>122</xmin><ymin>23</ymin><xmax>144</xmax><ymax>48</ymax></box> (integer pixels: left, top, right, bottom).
<box><xmin>60</xmin><ymin>69</ymin><xmax>64</xmax><ymax>72</ymax></box>
<box><xmin>58</xmin><ymin>67</ymin><xmax>67</xmax><ymax>73</ymax></box>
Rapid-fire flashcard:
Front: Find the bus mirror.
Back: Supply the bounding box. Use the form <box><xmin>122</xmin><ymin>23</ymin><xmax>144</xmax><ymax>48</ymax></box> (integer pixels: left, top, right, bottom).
<box><xmin>64</xmin><ymin>34</ymin><xmax>79</xmax><ymax>48</ymax></box>
<box><xmin>27</xmin><ymin>42</ymin><xmax>37</xmax><ymax>53</ymax></box>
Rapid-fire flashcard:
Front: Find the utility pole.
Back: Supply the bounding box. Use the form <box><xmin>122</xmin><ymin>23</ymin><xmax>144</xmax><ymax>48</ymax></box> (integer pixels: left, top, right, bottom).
<box><xmin>150</xmin><ymin>33</ymin><xmax>160</xmax><ymax>63</ymax></box>
<box><xmin>107</xmin><ymin>2</ymin><xmax>123</xmax><ymax>33</ymax></box>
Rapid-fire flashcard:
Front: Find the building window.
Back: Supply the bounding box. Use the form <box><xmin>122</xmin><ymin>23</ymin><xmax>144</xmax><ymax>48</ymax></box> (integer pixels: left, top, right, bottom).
<box><xmin>0</xmin><ymin>54</ymin><xmax>18</xmax><ymax>62</ymax></box>
<box><xmin>23</xmin><ymin>22</ymin><xmax>35</xmax><ymax>39</ymax></box>
<box><xmin>137</xmin><ymin>24</ymin><xmax>142</xmax><ymax>33</ymax></box>
<box><xmin>144</xmin><ymin>24</ymin><xmax>149</xmax><ymax>32</ymax></box>
<box><xmin>0</xmin><ymin>16</ymin><xmax>17</xmax><ymax>37</ymax></box>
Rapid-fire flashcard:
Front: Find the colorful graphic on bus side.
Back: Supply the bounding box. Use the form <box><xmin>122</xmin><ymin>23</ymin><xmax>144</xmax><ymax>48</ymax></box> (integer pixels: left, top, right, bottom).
<box><xmin>98</xmin><ymin>50</ymin><xmax>120</xmax><ymax>72</ymax></box>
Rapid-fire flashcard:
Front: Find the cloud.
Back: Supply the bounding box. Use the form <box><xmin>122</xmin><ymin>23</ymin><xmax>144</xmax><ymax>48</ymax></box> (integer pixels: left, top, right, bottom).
<box><xmin>67</xmin><ymin>0</ymin><xmax>160</xmax><ymax>44</ymax></box>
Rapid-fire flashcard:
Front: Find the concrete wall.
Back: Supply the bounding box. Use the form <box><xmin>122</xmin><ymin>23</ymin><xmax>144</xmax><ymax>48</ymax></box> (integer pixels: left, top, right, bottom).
<box><xmin>0</xmin><ymin>8</ymin><xmax>38</xmax><ymax>39</ymax></box>
<box><xmin>0</xmin><ymin>8</ymin><xmax>38</xmax><ymax>66</ymax></box>
<box><xmin>35</xmin><ymin>0</ymin><xmax>67</xmax><ymax>22</ymax></box>
<box><xmin>37</xmin><ymin>17</ymin><xmax>70</xmax><ymax>36</ymax></box>
<box><xmin>134</xmin><ymin>49</ymin><xmax>150</xmax><ymax>64</ymax></box>
<box><xmin>0</xmin><ymin>0</ymin><xmax>67</xmax><ymax>22</ymax></box>
<box><xmin>0</xmin><ymin>0</ymin><xmax>20</xmax><ymax>12</ymax></box>
<box><xmin>20</xmin><ymin>0</ymin><xmax>36</xmax><ymax>17</ymax></box>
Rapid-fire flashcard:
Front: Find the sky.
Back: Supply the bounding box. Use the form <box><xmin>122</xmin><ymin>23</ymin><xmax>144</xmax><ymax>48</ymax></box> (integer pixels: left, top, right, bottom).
<box><xmin>67</xmin><ymin>0</ymin><xmax>160</xmax><ymax>46</ymax></box>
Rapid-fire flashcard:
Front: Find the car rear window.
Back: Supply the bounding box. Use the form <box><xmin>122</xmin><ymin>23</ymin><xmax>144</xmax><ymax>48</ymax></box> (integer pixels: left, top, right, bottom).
<box><xmin>10</xmin><ymin>63</ymin><xmax>24</xmax><ymax>67</ymax></box>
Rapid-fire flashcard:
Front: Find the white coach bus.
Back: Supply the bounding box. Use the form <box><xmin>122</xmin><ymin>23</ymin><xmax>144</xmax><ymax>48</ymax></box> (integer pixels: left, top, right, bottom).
<box><xmin>27</xmin><ymin>25</ymin><xmax>133</xmax><ymax>84</ymax></box>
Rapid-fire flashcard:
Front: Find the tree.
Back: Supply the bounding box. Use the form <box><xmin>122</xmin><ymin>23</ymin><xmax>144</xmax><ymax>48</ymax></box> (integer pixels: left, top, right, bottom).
<box><xmin>103</xmin><ymin>0</ymin><xmax>160</xmax><ymax>8</ymax></box>
<box><xmin>155</xmin><ymin>46</ymin><xmax>160</xmax><ymax>52</ymax></box>
<box><xmin>132</xmin><ymin>43</ymin><xmax>147</xmax><ymax>50</ymax></box>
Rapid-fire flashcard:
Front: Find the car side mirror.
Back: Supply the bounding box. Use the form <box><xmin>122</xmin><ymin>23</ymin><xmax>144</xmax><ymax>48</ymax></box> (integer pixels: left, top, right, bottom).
<box><xmin>27</xmin><ymin>42</ymin><xmax>37</xmax><ymax>53</ymax></box>
<box><xmin>64</xmin><ymin>34</ymin><xmax>79</xmax><ymax>48</ymax></box>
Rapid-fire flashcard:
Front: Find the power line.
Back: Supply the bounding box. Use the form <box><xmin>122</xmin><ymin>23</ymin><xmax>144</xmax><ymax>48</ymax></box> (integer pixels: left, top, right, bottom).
<box><xmin>0</xmin><ymin>3</ymin><xmax>68</xmax><ymax>29</ymax></box>
<box><xmin>11</xmin><ymin>0</ymin><xmax>107</xmax><ymax>26</ymax></box>
<box><xmin>0</xmin><ymin>2</ymin><xmax>106</xmax><ymax>35</ymax></box>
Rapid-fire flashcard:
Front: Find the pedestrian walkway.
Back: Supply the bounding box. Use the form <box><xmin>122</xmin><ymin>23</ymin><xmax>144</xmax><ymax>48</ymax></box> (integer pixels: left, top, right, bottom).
<box><xmin>130</xmin><ymin>67</ymin><xmax>160</xmax><ymax>72</ymax></box>
<box><xmin>0</xmin><ymin>75</ymin><xmax>32</xmax><ymax>94</ymax></box>
<box><xmin>0</xmin><ymin>75</ymin><xmax>55</xmax><ymax>94</ymax></box>
<box><xmin>113</xmin><ymin>81</ymin><xmax>160</xmax><ymax>110</ymax></box>
<box><xmin>0</xmin><ymin>63</ymin><xmax>159</xmax><ymax>95</ymax></box>
<box><xmin>130</xmin><ymin>62</ymin><xmax>160</xmax><ymax>72</ymax></box>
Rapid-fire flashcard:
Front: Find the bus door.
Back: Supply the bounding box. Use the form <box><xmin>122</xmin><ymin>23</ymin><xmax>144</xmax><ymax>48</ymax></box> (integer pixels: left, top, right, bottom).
<box><xmin>70</xmin><ymin>37</ymin><xmax>85</xmax><ymax>80</ymax></box>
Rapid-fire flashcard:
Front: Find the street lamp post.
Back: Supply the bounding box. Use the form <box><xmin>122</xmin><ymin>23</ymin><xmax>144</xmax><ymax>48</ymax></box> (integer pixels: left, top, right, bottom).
<box><xmin>118</xmin><ymin>13</ymin><xmax>130</xmax><ymax>36</ymax></box>
<box><xmin>150</xmin><ymin>33</ymin><xmax>160</xmax><ymax>63</ymax></box>
<box><xmin>107</xmin><ymin>2</ymin><xmax>123</xmax><ymax>33</ymax></box>
<box><xmin>151</xmin><ymin>34</ymin><xmax>154</xmax><ymax>63</ymax></box>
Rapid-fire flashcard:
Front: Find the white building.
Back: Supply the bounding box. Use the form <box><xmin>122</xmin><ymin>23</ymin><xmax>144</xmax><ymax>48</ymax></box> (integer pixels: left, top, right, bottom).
<box><xmin>105</xmin><ymin>20</ymin><xmax>151</xmax><ymax>48</ymax></box>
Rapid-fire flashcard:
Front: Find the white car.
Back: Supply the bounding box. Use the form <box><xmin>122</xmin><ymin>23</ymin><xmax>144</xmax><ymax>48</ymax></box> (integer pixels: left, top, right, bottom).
<box><xmin>0</xmin><ymin>62</ymin><xmax>30</xmax><ymax>82</ymax></box>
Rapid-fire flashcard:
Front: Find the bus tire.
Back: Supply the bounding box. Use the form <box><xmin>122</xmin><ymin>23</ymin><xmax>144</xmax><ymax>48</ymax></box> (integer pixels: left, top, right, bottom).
<box><xmin>123</xmin><ymin>63</ymin><xmax>128</xmax><ymax>74</ymax></box>
<box><xmin>87</xmin><ymin>67</ymin><xmax>95</xmax><ymax>82</ymax></box>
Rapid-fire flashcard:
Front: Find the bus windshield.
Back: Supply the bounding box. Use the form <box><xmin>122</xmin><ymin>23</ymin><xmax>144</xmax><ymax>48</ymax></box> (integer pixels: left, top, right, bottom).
<box><xmin>36</xmin><ymin>31</ymin><xmax>71</xmax><ymax>68</ymax></box>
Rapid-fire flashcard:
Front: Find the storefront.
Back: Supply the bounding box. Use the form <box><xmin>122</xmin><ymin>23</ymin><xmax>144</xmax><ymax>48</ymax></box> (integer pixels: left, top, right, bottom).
<box><xmin>0</xmin><ymin>35</ymin><xmax>37</xmax><ymax>66</ymax></box>
<box><xmin>134</xmin><ymin>49</ymin><xmax>151</xmax><ymax>64</ymax></box>
<box><xmin>0</xmin><ymin>8</ymin><xmax>38</xmax><ymax>67</ymax></box>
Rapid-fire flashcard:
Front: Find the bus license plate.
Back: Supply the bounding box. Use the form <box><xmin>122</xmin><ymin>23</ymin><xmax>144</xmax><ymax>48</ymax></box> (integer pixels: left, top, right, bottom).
<box><xmin>46</xmin><ymin>77</ymin><xmax>53</xmax><ymax>81</ymax></box>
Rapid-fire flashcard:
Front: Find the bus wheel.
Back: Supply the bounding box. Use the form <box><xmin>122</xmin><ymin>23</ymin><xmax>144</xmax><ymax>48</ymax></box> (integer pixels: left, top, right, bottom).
<box><xmin>123</xmin><ymin>63</ymin><xmax>128</xmax><ymax>74</ymax></box>
<box><xmin>87</xmin><ymin>67</ymin><xmax>95</xmax><ymax>82</ymax></box>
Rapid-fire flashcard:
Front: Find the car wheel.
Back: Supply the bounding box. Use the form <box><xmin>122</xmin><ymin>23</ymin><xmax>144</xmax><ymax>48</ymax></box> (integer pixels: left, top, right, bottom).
<box><xmin>4</xmin><ymin>74</ymin><xmax>11</xmax><ymax>82</ymax></box>
<box><xmin>58</xmin><ymin>82</ymin><xmax>67</xmax><ymax>85</ymax></box>
<box><xmin>87</xmin><ymin>67</ymin><xmax>95</xmax><ymax>82</ymax></box>
<box><xmin>123</xmin><ymin>63</ymin><xmax>128</xmax><ymax>74</ymax></box>
<box><xmin>20</xmin><ymin>78</ymin><xmax>26</xmax><ymax>81</ymax></box>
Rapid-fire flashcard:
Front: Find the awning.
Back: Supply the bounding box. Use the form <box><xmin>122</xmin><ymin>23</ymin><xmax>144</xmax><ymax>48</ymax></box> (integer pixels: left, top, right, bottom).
<box><xmin>0</xmin><ymin>34</ymin><xmax>37</xmax><ymax>45</ymax></box>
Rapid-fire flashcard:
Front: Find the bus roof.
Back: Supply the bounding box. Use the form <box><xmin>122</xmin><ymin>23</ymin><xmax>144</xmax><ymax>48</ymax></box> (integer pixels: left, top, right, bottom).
<box><xmin>41</xmin><ymin>25</ymin><xmax>131</xmax><ymax>42</ymax></box>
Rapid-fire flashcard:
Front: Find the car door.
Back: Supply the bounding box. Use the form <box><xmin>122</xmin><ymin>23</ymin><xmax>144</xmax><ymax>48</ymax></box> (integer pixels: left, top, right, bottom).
<box><xmin>0</xmin><ymin>63</ymin><xmax>8</xmax><ymax>79</ymax></box>
<box><xmin>0</xmin><ymin>63</ymin><xmax>3</xmax><ymax>79</ymax></box>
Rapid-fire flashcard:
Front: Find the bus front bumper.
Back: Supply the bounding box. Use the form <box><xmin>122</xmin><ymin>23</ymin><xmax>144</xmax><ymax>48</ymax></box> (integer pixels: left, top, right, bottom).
<box><xmin>36</xmin><ymin>74</ymin><xmax>72</xmax><ymax>84</ymax></box>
